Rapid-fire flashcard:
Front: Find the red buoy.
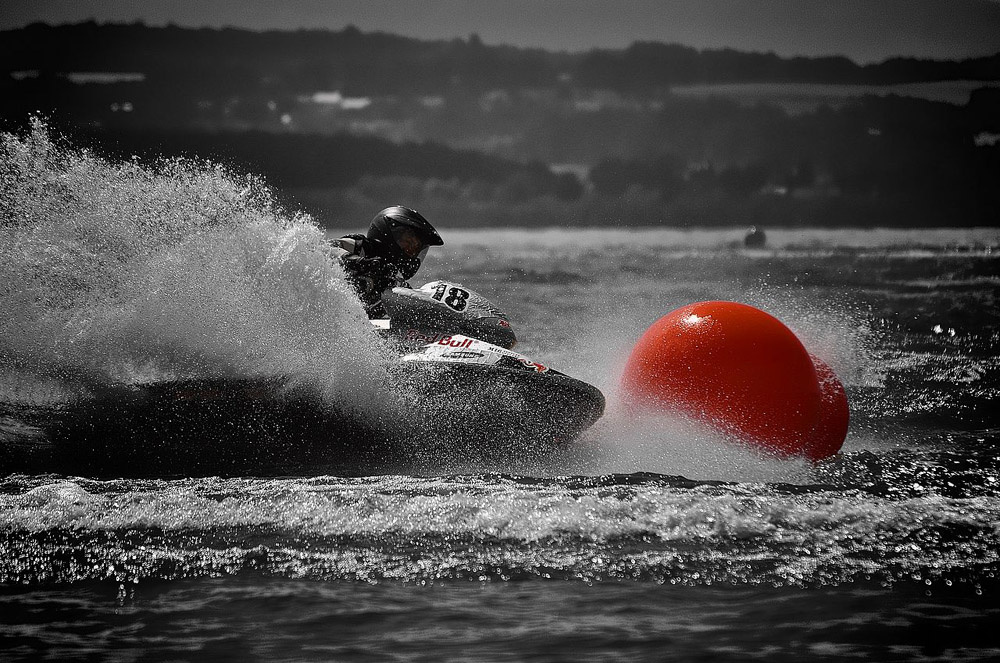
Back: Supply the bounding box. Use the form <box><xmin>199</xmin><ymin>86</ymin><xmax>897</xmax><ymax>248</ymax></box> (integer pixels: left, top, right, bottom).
<box><xmin>621</xmin><ymin>301</ymin><xmax>847</xmax><ymax>459</ymax></box>
<box><xmin>803</xmin><ymin>355</ymin><xmax>850</xmax><ymax>460</ymax></box>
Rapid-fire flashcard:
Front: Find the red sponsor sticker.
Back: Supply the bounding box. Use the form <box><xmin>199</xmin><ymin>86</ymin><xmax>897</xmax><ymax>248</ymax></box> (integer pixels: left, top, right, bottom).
<box><xmin>517</xmin><ymin>358</ymin><xmax>549</xmax><ymax>373</ymax></box>
<box><xmin>404</xmin><ymin>329</ymin><xmax>447</xmax><ymax>344</ymax></box>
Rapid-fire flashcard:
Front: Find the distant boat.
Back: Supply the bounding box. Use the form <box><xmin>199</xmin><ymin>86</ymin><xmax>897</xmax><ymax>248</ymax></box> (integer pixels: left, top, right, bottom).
<box><xmin>744</xmin><ymin>226</ymin><xmax>767</xmax><ymax>248</ymax></box>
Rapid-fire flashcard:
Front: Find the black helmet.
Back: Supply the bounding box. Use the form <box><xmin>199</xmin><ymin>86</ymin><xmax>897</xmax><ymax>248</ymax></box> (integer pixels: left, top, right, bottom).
<box><xmin>367</xmin><ymin>206</ymin><xmax>443</xmax><ymax>279</ymax></box>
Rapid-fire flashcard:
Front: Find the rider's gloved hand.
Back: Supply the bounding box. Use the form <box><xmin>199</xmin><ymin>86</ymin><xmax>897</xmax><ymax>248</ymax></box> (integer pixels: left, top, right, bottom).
<box><xmin>353</xmin><ymin>257</ymin><xmax>398</xmax><ymax>294</ymax></box>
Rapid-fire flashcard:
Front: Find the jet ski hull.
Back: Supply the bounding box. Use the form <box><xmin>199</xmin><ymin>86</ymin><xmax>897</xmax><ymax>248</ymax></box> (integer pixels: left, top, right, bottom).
<box><xmin>4</xmin><ymin>362</ymin><xmax>604</xmax><ymax>477</ymax></box>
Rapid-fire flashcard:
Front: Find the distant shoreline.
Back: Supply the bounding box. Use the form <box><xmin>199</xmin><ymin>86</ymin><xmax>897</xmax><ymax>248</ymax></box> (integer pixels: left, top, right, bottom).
<box><xmin>324</xmin><ymin>226</ymin><xmax>1000</xmax><ymax>249</ymax></box>
<box><xmin>5</xmin><ymin>23</ymin><xmax>997</xmax><ymax>231</ymax></box>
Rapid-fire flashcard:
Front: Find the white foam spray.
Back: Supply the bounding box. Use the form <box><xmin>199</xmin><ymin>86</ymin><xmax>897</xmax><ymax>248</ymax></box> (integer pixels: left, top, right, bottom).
<box><xmin>0</xmin><ymin>119</ymin><xmax>391</xmax><ymax>410</ymax></box>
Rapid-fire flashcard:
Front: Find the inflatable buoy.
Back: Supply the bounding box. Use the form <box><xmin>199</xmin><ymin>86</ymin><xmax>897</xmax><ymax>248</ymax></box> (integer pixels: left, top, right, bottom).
<box><xmin>621</xmin><ymin>301</ymin><xmax>847</xmax><ymax>459</ymax></box>
<box><xmin>803</xmin><ymin>355</ymin><xmax>850</xmax><ymax>461</ymax></box>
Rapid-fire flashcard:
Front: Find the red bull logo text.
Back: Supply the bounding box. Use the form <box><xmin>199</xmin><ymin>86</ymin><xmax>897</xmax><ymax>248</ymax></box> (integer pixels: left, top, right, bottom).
<box><xmin>437</xmin><ymin>335</ymin><xmax>474</xmax><ymax>349</ymax></box>
<box><xmin>403</xmin><ymin>330</ymin><xmax>476</xmax><ymax>348</ymax></box>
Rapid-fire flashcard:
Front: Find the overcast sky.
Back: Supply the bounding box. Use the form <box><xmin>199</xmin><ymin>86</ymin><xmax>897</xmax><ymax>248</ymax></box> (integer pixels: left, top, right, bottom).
<box><xmin>4</xmin><ymin>0</ymin><xmax>999</xmax><ymax>64</ymax></box>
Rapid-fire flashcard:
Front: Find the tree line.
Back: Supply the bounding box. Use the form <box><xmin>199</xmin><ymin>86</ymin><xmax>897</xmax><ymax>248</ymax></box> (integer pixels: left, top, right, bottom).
<box><xmin>3</xmin><ymin>21</ymin><xmax>998</xmax><ymax>98</ymax></box>
<box><xmin>2</xmin><ymin>22</ymin><xmax>997</xmax><ymax>227</ymax></box>
<box><xmin>71</xmin><ymin>126</ymin><xmax>584</xmax><ymax>200</ymax></box>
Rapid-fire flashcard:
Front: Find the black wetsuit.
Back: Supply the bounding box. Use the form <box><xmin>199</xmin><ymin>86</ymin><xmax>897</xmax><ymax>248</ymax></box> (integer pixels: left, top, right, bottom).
<box><xmin>331</xmin><ymin>234</ymin><xmax>409</xmax><ymax>318</ymax></box>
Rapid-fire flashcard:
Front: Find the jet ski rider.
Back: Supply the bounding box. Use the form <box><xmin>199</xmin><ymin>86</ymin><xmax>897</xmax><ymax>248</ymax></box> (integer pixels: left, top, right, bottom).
<box><xmin>330</xmin><ymin>205</ymin><xmax>444</xmax><ymax>318</ymax></box>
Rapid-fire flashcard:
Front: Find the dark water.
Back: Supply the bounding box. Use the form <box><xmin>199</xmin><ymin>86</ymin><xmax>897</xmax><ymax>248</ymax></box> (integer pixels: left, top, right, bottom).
<box><xmin>2</xmin><ymin>124</ymin><xmax>999</xmax><ymax>660</ymax></box>
<box><xmin>5</xmin><ymin>579</ymin><xmax>998</xmax><ymax>662</ymax></box>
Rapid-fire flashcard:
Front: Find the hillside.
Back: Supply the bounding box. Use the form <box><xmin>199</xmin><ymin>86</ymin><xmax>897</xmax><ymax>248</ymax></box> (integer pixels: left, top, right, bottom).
<box><xmin>2</xmin><ymin>22</ymin><xmax>998</xmax><ymax>227</ymax></box>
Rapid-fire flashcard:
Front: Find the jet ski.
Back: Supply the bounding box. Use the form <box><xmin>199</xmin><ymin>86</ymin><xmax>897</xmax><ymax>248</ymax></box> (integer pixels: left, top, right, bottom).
<box><xmin>377</xmin><ymin>280</ymin><xmax>605</xmax><ymax>459</ymax></box>
<box><xmin>6</xmin><ymin>280</ymin><xmax>604</xmax><ymax>476</ymax></box>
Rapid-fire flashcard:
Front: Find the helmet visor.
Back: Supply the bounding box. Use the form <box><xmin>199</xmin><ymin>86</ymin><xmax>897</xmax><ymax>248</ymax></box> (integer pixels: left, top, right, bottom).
<box><xmin>391</xmin><ymin>225</ymin><xmax>430</xmax><ymax>258</ymax></box>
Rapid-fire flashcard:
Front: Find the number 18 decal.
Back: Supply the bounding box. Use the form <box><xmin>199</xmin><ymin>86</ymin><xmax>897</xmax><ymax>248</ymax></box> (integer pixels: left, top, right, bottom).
<box><xmin>432</xmin><ymin>283</ymin><xmax>470</xmax><ymax>312</ymax></box>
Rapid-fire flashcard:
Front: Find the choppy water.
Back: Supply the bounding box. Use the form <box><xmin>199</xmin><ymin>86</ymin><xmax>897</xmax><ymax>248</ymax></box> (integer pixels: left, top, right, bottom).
<box><xmin>2</xmin><ymin>122</ymin><xmax>999</xmax><ymax>661</ymax></box>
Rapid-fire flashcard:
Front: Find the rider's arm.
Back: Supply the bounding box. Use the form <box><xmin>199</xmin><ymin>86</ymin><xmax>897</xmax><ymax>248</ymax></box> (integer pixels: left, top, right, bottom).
<box><xmin>331</xmin><ymin>236</ymin><xmax>405</xmax><ymax>309</ymax></box>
